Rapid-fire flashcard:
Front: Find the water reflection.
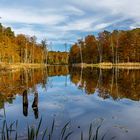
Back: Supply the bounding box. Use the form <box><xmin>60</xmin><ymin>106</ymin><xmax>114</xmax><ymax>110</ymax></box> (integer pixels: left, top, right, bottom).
<box><xmin>0</xmin><ymin>66</ymin><xmax>69</xmax><ymax>109</ymax></box>
<box><xmin>0</xmin><ymin>66</ymin><xmax>140</xmax><ymax>140</ymax></box>
<box><xmin>22</xmin><ymin>89</ymin><xmax>39</xmax><ymax>119</ymax></box>
<box><xmin>32</xmin><ymin>91</ymin><xmax>39</xmax><ymax>119</ymax></box>
<box><xmin>23</xmin><ymin>90</ymin><xmax>28</xmax><ymax>117</ymax></box>
<box><xmin>69</xmin><ymin>67</ymin><xmax>140</xmax><ymax>100</ymax></box>
<box><xmin>0</xmin><ymin>66</ymin><xmax>140</xmax><ymax>110</ymax></box>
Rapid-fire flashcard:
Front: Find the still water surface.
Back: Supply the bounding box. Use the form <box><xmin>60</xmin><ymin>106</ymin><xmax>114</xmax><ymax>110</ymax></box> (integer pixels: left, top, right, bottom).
<box><xmin>0</xmin><ymin>66</ymin><xmax>140</xmax><ymax>140</ymax></box>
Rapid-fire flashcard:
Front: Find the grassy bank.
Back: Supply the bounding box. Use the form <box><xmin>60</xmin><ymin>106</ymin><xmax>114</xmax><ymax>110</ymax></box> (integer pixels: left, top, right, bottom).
<box><xmin>72</xmin><ymin>62</ymin><xmax>140</xmax><ymax>69</ymax></box>
<box><xmin>1</xmin><ymin>62</ymin><xmax>140</xmax><ymax>71</ymax></box>
<box><xmin>0</xmin><ymin>63</ymin><xmax>47</xmax><ymax>71</ymax></box>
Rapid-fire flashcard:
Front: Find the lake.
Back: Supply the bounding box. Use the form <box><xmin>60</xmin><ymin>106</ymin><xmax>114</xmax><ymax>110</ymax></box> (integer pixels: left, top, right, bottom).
<box><xmin>0</xmin><ymin>66</ymin><xmax>140</xmax><ymax>140</ymax></box>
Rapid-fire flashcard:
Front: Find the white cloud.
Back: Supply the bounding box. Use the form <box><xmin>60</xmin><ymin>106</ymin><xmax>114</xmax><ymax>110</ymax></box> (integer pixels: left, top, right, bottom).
<box><xmin>0</xmin><ymin>8</ymin><xmax>67</xmax><ymax>25</ymax></box>
<box><xmin>64</xmin><ymin>5</ymin><xmax>85</xmax><ymax>16</ymax></box>
<box><xmin>0</xmin><ymin>0</ymin><xmax>140</xmax><ymax>48</ymax></box>
<box><xmin>93</xmin><ymin>23</ymin><xmax>111</xmax><ymax>30</ymax></box>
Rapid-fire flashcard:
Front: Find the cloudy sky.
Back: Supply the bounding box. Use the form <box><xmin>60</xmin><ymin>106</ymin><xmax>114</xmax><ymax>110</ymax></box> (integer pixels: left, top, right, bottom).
<box><xmin>0</xmin><ymin>0</ymin><xmax>140</xmax><ymax>51</ymax></box>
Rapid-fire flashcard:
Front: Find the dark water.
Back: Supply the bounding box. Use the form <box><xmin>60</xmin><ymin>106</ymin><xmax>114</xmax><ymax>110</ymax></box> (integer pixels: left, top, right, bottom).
<box><xmin>0</xmin><ymin>66</ymin><xmax>140</xmax><ymax>140</ymax></box>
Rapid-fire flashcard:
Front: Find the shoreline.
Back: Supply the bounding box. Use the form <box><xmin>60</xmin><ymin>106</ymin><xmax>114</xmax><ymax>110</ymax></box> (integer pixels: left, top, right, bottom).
<box><xmin>1</xmin><ymin>62</ymin><xmax>140</xmax><ymax>71</ymax></box>
<box><xmin>72</xmin><ymin>62</ymin><xmax>140</xmax><ymax>69</ymax></box>
<box><xmin>0</xmin><ymin>63</ymin><xmax>48</xmax><ymax>71</ymax></box>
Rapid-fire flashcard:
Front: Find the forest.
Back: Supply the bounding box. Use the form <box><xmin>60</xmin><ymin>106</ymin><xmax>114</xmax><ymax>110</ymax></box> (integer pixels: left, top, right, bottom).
<box><xmin>69</xmin><ymin>28</ymin><xmax>140</xmax><ymax>64</ymax></box>
<box><xmin>1</xmin><ymin>23</ymin><xmax>140</xmax><ymax>65</ymax></box>
<box><xmin>48</xmin><ymin>51</ymin><xmax>68</xmax><ymax>65</ymax></box>
<box><xmin>0</xmin><ymin>23</ymin><xmax>68</xmax><ymax>65</ymax></box>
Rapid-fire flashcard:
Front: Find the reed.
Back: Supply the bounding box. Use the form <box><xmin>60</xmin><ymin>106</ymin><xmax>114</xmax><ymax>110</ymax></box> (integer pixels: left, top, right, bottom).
<box><xmin>0</xmin><ymin>118</ymin><xmax>108</xmax><ymax>140</ymax></box>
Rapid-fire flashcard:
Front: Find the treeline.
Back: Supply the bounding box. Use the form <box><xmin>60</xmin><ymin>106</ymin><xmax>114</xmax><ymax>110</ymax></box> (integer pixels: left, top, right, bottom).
<box><xmin>69</xmin><ymin>28</ymin><xmax>140</xmax><ymax>64</ymax></box>
<box><xmin>48</xmin><ymin>51</ymin><xmax>69</xmax><ymax>65</ymax></box>
<box><xmin>0</xmin><ymin>23</ymin><xmax>48</xmax><ymax>63</ymax></box>
<box><xmin>0</xmin><ymin>24</ymin><xmax>68</xmax><ymax>64</ymax></box>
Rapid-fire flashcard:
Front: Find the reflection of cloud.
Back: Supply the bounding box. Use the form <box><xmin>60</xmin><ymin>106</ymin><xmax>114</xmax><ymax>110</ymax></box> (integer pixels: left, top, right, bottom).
<box><xmin>0</xmin><ymin>0</ymin><xmax>140</xmax><ymax>47</ymax></box>
<box><xmin>40</xmin><ymin>102</ymin><xmax>62</xmax><ymax>110</ymax></box>
<box><xmin>47</xmin><ymin>87</ymin><xmax>63</xmax><ymax>92</ymax></box>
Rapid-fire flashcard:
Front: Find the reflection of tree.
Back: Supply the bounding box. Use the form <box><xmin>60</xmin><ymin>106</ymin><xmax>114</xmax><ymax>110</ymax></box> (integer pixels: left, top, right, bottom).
<box><xmin>77</xmin><ymin>66</ymin><xmax>83</xmax><ymax>89</ymax></box>
<box><xmin>69</xmin><ymin>67</ymin><xmax>99</xmax><ymax>94</ymax></box>
<box><xmin>0</xmin><ymin>66</ymin><xmax>69</xmax><ymax>109</ymax></box>
<box><xmin>1</xmin><ymin>66</ymin><xmax>140</xmax><ymax>111</ymax></box>
<box><xmin>116</xmin><ymin>69</ymin><xmax>140</xmax><ymax>100</ymax></box>
<box><xmin>97</xmin><ymin>89</ymin><xmax>110</xmax><ymax>99</ymax></box>
<box><xmin>32</xmin><ymin>91</ymin><xmax>39</xmax><ymax>119</ymax></box>
<box><xmin>22</xmin><ymin>88</ymin><xmax>39</xmax><ymax>119</ymax></box>
<box><xmin>96</xmin><ymin>69</ymin><xmax>140</xmax><ymax>101</ymax></box>
<box><xmin>23</xmin><ymin>90</ymin><xmax>28</xmax><ymax>117</ymax></box>
<box><xmin>47</xmin><ymin>66</ymin><xmax>69</xmax><ymax>77</ymax></box>
<box><xmin>97</xmin><ymin>68</ymin><xmax>103</xmax><ymax>89</ymax></box>
<box><xmin>70</xmin><ymin>67</ymin><xmax>140</xmax><ymax>101</ymax></box>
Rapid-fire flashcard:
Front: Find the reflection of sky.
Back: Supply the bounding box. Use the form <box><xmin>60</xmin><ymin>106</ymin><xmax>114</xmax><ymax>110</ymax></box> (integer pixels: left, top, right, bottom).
<box><xmin>1</xmin><ymin>76</ymin><xmax>140</xmax><ymax>139</ymax></box>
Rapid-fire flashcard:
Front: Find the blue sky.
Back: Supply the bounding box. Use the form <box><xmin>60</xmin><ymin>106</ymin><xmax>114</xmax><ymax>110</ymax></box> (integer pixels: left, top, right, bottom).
<box><xmin>0</xmin><ymin>0</ymin><xmax>140</xmax><ymax>51</ymax></box>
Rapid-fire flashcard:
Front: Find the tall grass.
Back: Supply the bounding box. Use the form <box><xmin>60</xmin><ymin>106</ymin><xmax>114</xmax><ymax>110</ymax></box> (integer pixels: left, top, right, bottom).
<box><xmin>80</xmin><ymin>123</ymin><xmax>107</xmax><ymax>140</ymax></box>
<box><xmin>0</xmin><ymin>117</ymin><xmax>107</xmax><ymax>140</ymax></box>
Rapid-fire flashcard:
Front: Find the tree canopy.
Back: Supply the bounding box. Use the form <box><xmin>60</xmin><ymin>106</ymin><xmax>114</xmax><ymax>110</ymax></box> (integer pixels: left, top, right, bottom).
<box><xmin>69</xmin><ymin>28</ymin><xmax>140</xmax><ymax>64</ymax></box>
